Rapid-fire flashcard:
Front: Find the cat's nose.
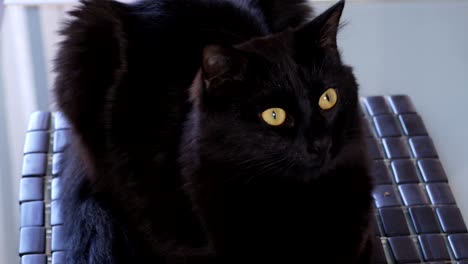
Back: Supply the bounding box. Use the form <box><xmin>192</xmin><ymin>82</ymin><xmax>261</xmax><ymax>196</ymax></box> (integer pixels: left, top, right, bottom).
<box><xmin>306</xmin><ymin>138</ymin><xmax>330</xmax><ymax>162</ymax></box>
<box><xmin>307</xmin><ymin>145</ymin><xmax>322</xmax><ymax>160</ymax></box>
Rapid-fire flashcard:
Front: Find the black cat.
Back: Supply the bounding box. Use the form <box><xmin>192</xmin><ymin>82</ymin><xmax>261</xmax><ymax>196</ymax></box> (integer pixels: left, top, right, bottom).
<box><xmin>54</xmin><ymin>0</ymin><xmax>374</xmax><ymax>263</ymax></box>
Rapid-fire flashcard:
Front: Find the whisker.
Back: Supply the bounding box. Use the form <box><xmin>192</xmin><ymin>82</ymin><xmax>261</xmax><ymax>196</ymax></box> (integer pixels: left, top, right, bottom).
<box><xmin>244</xmin><ymin>157</ymin><xmax>287</xmax><ymax>184</ymax></box>
<box><xmin>236</xmin><ymin>152</ymin><xmax>279</xmax><ymax>166</ymax></box>
<box><xmin>224</xmin><ymin>154</ymin><xmax>280</xmax><ymax>183</ymax></box>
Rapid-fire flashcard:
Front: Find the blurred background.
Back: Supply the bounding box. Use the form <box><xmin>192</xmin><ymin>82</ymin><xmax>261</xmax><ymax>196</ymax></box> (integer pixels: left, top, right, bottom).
<box><xmin>1</xmin><ymin>0</ymin><xmax>467</xmax><ymax>263</ymax></box>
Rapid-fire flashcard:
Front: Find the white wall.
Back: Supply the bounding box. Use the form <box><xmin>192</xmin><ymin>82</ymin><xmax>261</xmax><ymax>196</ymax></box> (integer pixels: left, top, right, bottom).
<box><xmin>1</xmin><ymin>6</ymin><xmax>37</xmax><ymax>264</ymax></box>
<box><xmin>316</xmin><ymin>0</ymin><xmax>468</xmax><ymax>221</ymax></box>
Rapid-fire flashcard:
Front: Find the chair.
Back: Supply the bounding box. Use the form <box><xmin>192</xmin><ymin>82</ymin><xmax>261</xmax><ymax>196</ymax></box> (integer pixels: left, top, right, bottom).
<box><xmin>18</xmin><ymin>95</ymin><xmax>468</xmax><ymax>263</ymax></box>
<box><xmin>19</xmin><ymin>111</ymin><xmax>69</xmax><ymax>264</ymax></box>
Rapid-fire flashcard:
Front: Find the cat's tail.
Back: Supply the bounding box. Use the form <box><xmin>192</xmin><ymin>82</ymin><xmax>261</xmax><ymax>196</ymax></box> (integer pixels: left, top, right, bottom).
<box><xmin>53</xmin><ymin>0</ymin><xmax>129</xmax><ymax>178</ymax></box>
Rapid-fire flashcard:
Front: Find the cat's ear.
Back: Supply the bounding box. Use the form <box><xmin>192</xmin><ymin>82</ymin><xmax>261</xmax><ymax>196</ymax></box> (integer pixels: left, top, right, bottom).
<box><xmin>201</xmin><ymin>45</ymin><xmax>246</xmax><ymax>90</ymax></box>
<box><xmin>202</xmin><ymin>45</ymin><xmax>233</xmax><ymax>80</ymax></box>
<box><xmin>294</xmin><ymin>0</ymin><xmax>345</xmax><ymax>52</ymax></box>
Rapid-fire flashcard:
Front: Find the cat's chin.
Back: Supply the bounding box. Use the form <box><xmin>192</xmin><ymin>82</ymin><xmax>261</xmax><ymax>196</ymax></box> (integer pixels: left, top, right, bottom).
<box><xmin>288</xmin><ymin>165</ymin><xmax>323</xmax><ymax>183</ymax></box>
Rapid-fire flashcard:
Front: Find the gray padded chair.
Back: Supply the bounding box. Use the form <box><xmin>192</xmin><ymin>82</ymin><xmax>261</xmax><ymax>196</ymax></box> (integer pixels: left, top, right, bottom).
<box><xmin>18</xmin><ymin>95</ymin><xmax>468</xmax><ymax>263</ymax></box>
<box><xmin>19</xmin><ymin>112</ymin><xmax>68</xmax><ymax>264</ymax></box>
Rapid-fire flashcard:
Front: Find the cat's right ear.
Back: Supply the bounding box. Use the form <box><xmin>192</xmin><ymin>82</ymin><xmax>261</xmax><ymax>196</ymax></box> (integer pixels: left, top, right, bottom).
<box><xmin>201</xmin><ymin>45</ymin><xmax>247</xmax><ymax>91</ymax></box>
<box><xmin>202</xmin><ymin>45</ymin><xmax>233</xmax><ymax>81</ymax></box>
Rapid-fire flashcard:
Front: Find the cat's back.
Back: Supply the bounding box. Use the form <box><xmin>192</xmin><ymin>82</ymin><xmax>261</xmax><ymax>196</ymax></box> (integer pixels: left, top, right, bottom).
<box><xmin>121</xmin><ymin>0</ymin><xmax>271</xmax><ymax>86</ymax></box>
<box><xmin>126</xmin><ymin>0</ymin><xmax>270</xmax><ymax>45</ymax></box>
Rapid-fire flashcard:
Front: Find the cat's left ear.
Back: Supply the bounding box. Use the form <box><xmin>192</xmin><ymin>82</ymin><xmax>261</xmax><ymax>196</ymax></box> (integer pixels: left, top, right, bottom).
<box><xmin>294</xmin><ymin>0</ymin><xmax>345</xmax><ymax>52</ymax></box>
<box><xmin>201</xmin><ymin>45</ymin><xmax>246</xmax><ymax>91</ymax></box>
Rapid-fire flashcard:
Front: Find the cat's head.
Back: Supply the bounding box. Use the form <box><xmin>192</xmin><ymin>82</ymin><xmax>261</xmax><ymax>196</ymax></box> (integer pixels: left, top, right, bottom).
<box><xmin>189</xmin><ymin>1</ymin><xmax>363</xmax><ymax>182</ymax></box>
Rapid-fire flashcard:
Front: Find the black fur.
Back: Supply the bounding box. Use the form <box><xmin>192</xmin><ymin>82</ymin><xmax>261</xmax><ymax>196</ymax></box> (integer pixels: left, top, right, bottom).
<box><xmin>54</xmin><ymin>0</ymin><xmax>374</xmax><ymax>263</ymax></box>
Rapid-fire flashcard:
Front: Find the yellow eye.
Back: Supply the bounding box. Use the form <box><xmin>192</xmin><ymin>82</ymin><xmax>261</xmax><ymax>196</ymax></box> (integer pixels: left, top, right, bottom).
<box><xmin>319</xmin><ymin>88</ymin><xmax>338</xmax><ymax>110</ymax></box>
<box><xmin>261</xmin><ymin>108</ymin><xmax>287</xmax><ymax>126</ymax></box>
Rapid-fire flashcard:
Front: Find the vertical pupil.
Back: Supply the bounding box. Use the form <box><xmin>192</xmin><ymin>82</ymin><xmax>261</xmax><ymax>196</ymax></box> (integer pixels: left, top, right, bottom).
<box><xmin>325</xmin><ymin>93</ymin><xmax>330</xmax><ymax>102</ymax></box>
<box><xmin>272</xmin><ymin>111</ymin><xmax>277</xmax><ymax>119</ymax></box>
